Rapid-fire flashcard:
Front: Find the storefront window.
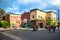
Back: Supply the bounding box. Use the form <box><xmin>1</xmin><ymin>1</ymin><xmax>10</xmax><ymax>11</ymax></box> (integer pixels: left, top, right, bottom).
<box><xmin>32</xmin><ymin>15</ymin><xmax>34</xmax><ymax>18</ymax></box>
<box><xmin>38</xmin><ymin>16</ymin><xmax>40</xmax><ymax>18</ymax></box>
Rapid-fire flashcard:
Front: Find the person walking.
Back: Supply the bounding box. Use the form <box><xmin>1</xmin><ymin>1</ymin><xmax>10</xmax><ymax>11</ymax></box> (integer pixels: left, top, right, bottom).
<box><xmin>36</xmin><ymin>26</ymin><xmax>38</xmax><ymax>31</ymax></box>
<box><xmin>53</xmin><ymin>26</ymin><xmax>56</xmax><ymax>32</ymax></box>
<box><xmin>48</xmin><ymin>25</ymin><xmax>51</xmax><ymax>32</ymax></box>
<box><xmin>57</xmin><ymin>25</ymin><xmax>59</xmax><ymax>29</ymax></box>
<box><xmin>33</xmin><ymin>26</ymin><xmax>36</xmax><ymax>32</ymax></box>
<box><xmin>46</xmin><ymin>25</ymin><xmax>49</xmax><ymax>29</ymax></box>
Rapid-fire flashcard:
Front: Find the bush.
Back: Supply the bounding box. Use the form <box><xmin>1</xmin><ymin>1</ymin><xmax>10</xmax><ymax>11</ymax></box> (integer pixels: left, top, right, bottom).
<box><xmin>1</xmin><ymin>21</ymin><xmax>9</xmax><ymax>28</ymax></box>
<box><xmin>22</xmin><ymin>23</ymin><xmax>27</xmax><ymax>28</ymax></box>
<box><xmin>46</xmin><ymin>20</ymin><xmax>56</xmax><ymax>26</ymax></box>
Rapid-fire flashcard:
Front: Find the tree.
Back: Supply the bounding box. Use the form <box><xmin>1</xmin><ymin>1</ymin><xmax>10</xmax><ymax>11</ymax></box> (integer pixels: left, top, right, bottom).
<box><xmin>4</xmin><ymin>12</ymin><xmax>14</xmax><ymax>16</ymax></box>
<box><xmin>0</xmin><ymin>8</ymin><xmax>5</xmax><ymax>20</ymax></box>
<box><xmin>46</xmin><ymin>20</ymin><xmax>56</xmax><ymax>26</ymax></box>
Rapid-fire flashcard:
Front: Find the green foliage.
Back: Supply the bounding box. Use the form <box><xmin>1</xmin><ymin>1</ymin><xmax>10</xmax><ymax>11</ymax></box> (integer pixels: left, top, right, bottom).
<box><xmin>28</xmin><ymin>21</ymin><xmax>33</xmax><ymax>28</ymax></box>
<box><xmin>22</xmin><ymin>23</ymin><xmax>27</xmax><ymax>28</ymax></box>
<box><xmin>46</xmin><ymin>20</ymin><xmax>56</xmax><ymax>26</ymax></box>
<box><xmin>1</xmin><ymin>21</ymin><xmax>9</xmax><ymax>28</ymax></box>
<box><xmin>0</xmin><ymin>8</ymin><xmax>5</xmax><ymax>20</ymax></box>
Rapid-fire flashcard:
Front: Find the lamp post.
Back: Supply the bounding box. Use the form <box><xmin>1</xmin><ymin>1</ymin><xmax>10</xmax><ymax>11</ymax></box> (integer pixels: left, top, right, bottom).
<box><xmin>58</xmin><ymin>9</ymin><xmax>59</xmax><ymax>22</ymax></box>
<box><xmin>57</xmin><ymin>9</ymin><xmax>59</xmax><ymax>28</ymax></box>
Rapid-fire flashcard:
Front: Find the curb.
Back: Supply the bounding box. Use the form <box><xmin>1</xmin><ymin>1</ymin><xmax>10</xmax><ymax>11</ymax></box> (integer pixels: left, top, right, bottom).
<box><xmin>0</xmin><ymin>28</ymin><xmax>60</xmax><ymax>31</ymax></box>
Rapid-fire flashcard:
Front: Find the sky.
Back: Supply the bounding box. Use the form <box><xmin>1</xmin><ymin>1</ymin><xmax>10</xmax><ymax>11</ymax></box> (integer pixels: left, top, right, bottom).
<box><xmin>0</xmin><ymin>0</ymin><xmax>60</xmax><ymax>22</ymax></box>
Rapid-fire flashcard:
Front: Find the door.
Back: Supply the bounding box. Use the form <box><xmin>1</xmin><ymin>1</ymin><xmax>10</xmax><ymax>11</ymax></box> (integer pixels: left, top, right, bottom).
<box><xmin>39</xmin><ymin>23</ymin><xmax>44</xmax><ymax>28</ymax></box>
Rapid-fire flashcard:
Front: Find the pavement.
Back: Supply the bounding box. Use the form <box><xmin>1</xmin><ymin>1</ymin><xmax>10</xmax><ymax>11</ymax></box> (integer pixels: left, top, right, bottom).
<box><xmin>0</xmin><ymin>27</ymin><xmax>60</xmax><ymax>31</ymax></box>
<box><xmin>0</xmin><ymin>29</ymin><xmax>60</xmax><ymax>40</ymax></box>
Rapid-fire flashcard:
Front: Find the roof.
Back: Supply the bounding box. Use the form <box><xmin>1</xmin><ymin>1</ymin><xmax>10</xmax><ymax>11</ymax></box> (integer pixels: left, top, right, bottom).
<box><xmin>30</xmin><ymin>8</ymin><xmax>45</xmax><ymax>12</ymax></box>
<box><xmin>46</xmin><ymin>11</ymin><xmax>56</xmax><ymax>14</ymax></box>
<box><xmin>7</xmin><ymin>14</ymin><xmax>22</xmax><ymax>15</ymax></box>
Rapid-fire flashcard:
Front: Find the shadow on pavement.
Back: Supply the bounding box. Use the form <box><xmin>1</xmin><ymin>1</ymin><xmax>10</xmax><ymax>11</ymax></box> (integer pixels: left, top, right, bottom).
<box><xmin>0</xmin><ymin>33</ymin><xmax>14</xmax><ymax>40</ymax></box>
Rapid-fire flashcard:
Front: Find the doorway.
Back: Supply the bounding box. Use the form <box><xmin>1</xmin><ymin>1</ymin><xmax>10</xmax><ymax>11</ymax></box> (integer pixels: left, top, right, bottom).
<box><xmin>39</xmin><ymin>23</ymin><xmax>44</xmax><ymax>28</ymax></box>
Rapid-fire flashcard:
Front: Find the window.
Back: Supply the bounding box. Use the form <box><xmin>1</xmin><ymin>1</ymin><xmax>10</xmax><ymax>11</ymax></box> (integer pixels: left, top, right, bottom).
<box><xmin>48</xmin><ymin>17</ymin><xmax>50</xmax><ymax>19</ymax></box>
<box><xmin>32</xmin><ymin>15</ymin><xmax>34</xmax><ymax>18</ymax></box>
<box><xmin>38</xmin><ymin>16</ymin><xmax>40</xmax><ymax>18</ymax></box>
<box><xmin>41</xmin><ymin>16</ymin><xmax>42</xmax><ymax>19</ymax></box>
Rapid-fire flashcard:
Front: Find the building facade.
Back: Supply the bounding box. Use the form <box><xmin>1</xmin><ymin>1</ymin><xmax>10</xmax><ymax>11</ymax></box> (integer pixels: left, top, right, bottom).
<box><xmin>3</xmin><ymin>9</ymin><xmax>58</xmax><ymax>28</ymax></box>
<box><xmin>30</xmin><ymin>9</ymin><xmax>57</xmax><ymax>28</ymax></box>
<box><xmin>21</xmin><ymin>12</ymin><xmax>30</xmax><ymax>23</ymax></box>
<box><xmin>21</xmin><ymin>12</ymin><xmax>30</xmax><ymax>28</ymax></box>
<box><xmin>46</xmin><ymin>11</ymin><xmax>58</xmax><ymax>26</ymax></box>
<box><xmin>4</xmin><ymin>14</ymin><xmax>22</xmax><ymax>28</ymax></box>
<box><xmin>30</xmin><ymin>9</ymin><xmax>46</xmax><ymax>28</ymax></box>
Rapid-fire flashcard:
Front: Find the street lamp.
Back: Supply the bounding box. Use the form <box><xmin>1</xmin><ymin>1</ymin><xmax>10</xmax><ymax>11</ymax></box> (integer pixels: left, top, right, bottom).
<box><xmin>58</xmin><ymin>9</ymin><xmax>59</xmax><ymax>22</ymax></box>
<box><xmin>57</xmin><ymin>9</ymin><xmax>60</xmax><ymax>28</ymax></box>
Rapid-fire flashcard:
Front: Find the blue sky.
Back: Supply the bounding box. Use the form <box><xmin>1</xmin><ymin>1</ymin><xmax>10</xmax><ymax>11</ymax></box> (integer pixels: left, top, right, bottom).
<box><xmin>0</xmin><ymin>0</ymin><xmax>60</xmax><ymax>22</ymax></box>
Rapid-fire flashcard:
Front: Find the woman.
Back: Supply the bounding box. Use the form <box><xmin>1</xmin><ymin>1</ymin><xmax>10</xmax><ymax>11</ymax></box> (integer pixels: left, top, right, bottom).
<box><xmin>48</xmin><ymin>25</ymin><xmax>51</xmax><ymax>32</ymax></box>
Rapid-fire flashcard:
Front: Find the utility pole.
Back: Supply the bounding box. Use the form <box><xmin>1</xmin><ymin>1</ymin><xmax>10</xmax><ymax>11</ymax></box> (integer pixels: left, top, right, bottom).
<box><xmin>57</xmin><ymin>9</ymin><xmax>60</xmax><ymax>28</ymax></box>
<box><xmin>58</xmin><ymin>9</ymin><xmax>59</xmax><ymax>22</ymax></box>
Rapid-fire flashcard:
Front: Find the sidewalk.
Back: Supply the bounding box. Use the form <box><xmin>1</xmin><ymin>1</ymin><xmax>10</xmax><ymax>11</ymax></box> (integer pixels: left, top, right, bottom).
<box><xmin>19</xmin><ymin>28</ymin><xmax>47</xmax><ymax>30</ymax></box>
<box><xmin>0</xmin><ymin>28</ymin><xmax>47</xmax><ymax>31</ymax></box>
<box><xmin>0</xmin><ymin>27</ymin><xmax>60</xmax><ymax>31</ymax></box>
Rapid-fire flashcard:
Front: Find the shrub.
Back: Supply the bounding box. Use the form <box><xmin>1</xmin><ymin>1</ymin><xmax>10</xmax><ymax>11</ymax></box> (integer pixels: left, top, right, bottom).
<box><xmin>1</xmin><ymin>20</ymin><xmax>9</xmax><ymax>28</ymax></box>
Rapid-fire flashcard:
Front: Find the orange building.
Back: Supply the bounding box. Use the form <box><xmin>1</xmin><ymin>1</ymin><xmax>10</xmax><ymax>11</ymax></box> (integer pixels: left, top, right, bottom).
<box><xmin>3</xmin><ymin>14</ymin><xmax>22</xmax><ymax>29</ymax></box>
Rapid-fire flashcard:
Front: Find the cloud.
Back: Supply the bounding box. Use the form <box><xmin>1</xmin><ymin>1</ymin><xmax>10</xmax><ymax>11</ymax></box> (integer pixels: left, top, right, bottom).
<box><xmin>5</xmin><ymin>6</ymin><xmax>20</xmax><ymax>13</ymax></box>
<box><xmin>17</xmin><ymin>0</ymin><xmax>41</xmax><ymax>4</ymax></box>
<box><xmin>4</xmin><ymin>0</ymin><xmax>48</xmax><ymax>13</ymax></box>
<box><xmin>48</xmin><ymin>0</ymin><xmax>60</xmax><ymax>6</ymax></box>
<box><xmin>17</xmin><ymin>0</ymin><xmax>48</xmax><ymax>9</ymax></box>
<box><xmin>15</xmin><ymin>12</ymin><xmax>22</xmax><ymax>14</ymax></box>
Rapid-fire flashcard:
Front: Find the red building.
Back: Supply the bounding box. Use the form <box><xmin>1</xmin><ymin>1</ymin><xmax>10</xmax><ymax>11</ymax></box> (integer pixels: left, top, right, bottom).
<box><xmin>21</xmin><ymin>12</ymin><xmax>30</xmax><ymax>23</ymax></box>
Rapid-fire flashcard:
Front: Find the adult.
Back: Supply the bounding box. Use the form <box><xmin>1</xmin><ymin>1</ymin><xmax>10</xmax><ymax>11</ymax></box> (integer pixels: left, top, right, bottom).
<box><xmin>48</xmin><ymin>25</ymin><xmax>51</xmax><ymax>32</ymax></box>
<box><xmin>53</xmin><ymin>26</ymin><xmax>56</xmax><ymax>32</ymax></box>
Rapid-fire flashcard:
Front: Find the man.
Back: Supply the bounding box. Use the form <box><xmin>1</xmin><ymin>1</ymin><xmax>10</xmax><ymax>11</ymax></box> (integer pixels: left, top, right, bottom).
<box><xmin>53</xmin><ymin>26</ymin><xmax>56</xmax><ymax>32</ymax></box>
<box><xmin>33</xmin><ymin>26</ymin><xmax>36</xmax><ymax>32</ymax></box>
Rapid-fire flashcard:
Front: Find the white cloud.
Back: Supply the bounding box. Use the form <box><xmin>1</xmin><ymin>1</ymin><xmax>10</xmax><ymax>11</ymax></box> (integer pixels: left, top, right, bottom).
<box><xmin>49</xmin><ymin>0</ymin><xmax>60</xmax><ymax>6</ymax></box>
<box><xmin>15</xmin><ymin>0</ymin><xmax>60</xmax><ymax>6</ymax></box>
<box><xmin>17</xmin><ymin>0</ymin><xmax>48</xmax><ymax>9</ymax></box>
<box><xmin>17</xmin><ymin>0</ymin><xmax>41</xmax><ymax>4</ymax></box>
<box><xmin>15</xmin><ymin>12</ymin><xmax>22</xmax><ymax>14</ymax></box>
<box><xmin>5</xmin><ymin>0</ymin><xmax>53</xmax><ymax>14</ymax></box>
<box><xmin>5</xmin><ymin>6</ymin><xmax>20</xmax><ymax>13</ymax></box>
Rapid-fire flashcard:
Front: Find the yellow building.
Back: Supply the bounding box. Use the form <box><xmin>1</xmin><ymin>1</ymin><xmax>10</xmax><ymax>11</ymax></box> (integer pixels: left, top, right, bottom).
<box><xmin>46</xmin><ymin>11</ymin><xmax>57</xmax><ymax>20</ymax></box>
<box><xmin>30</xmin><ymin>9</ymin><xmax>46</xmax><ymax>28</ymax></box>
<box><xmin>46</xmin><ymin>11</ymin><xmax>58</xmax><ymax>26</ymax></box>
<box><xmin>30</xmin><ymin>9</ymin><xmax>57</xmax><ymax>28</ymax></box>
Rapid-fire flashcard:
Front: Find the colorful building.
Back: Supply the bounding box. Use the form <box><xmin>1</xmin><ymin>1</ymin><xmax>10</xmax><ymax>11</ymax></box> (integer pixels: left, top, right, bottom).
<box><xmin>46</xmin><ymin>11</ymin><xmax>57</xmax><ymax>20</ymax></box>
<box><xmin>4</xmin><ymin>14</ymin><xmax>22</xmax><ymax>28</ymax></box>
<box><xmin>21</xmin><ymin>12</ymin><xmax>30</xmax><ymax>28</ymax></box>
<box><xmin>21</xmin><ymin>12</ymin><xmax>30</xmax><ymax>23</ymax></box>
<box><xmin>30</xmin><ymin>9</ymin><xmax>57</xmax><ymax>28</ymax></box>
<box><xmin>46</xmin><ymin>11</ymin><xmax>58</xmax><ymax>26</ymax></box>
<box><xmin>30</xmin><ymin>9</ymin><xmax>46</xmax><ymax>28</ymax></box>
<box><xmin>3</xmin><ymin>9</ymin><xmax>58</xmax><ymax>28</ymax></box>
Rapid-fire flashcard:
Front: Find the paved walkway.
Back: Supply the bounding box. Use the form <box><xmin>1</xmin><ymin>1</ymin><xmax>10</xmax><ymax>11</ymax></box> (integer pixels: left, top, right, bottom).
<box><xmin>0</xmin><ymin>27</ymin><xmax>60</xmax><ymax>31</ymax></box>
